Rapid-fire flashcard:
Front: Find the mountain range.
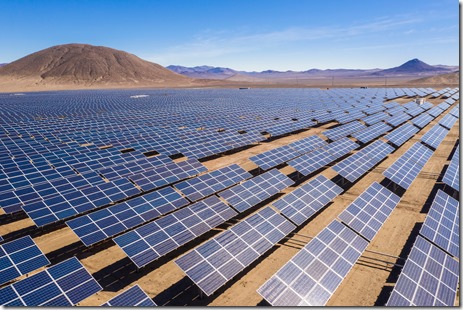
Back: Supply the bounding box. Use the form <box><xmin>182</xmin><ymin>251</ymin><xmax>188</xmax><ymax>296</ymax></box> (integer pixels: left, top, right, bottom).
<box><xmin>167</xmin><ymin>59</ymin><xmax>458</xmax><ymax>80</ymax></box>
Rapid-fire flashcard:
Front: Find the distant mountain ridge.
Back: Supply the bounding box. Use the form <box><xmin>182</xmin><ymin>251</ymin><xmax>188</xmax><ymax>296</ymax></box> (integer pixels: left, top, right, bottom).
<box><xmin>168</xmin><ymin>59</ymin><xmax>457</xmax><ymax>80</ymax></box>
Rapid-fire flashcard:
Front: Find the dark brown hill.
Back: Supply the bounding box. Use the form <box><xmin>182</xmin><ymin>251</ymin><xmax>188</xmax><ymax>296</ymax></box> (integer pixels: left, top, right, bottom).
<box><xmin>407</xmin><ymin>71</ymin><xmax>459</xmax><ymax>86</ymax></box>
<box><xmin>0</xmin><ymin>43</ymin><xmax>192</xmax><ymax>90</ymax></box>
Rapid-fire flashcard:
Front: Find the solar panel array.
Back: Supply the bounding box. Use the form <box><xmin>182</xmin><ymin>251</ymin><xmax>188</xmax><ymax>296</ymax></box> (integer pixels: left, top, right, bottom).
<box><xmin>384</xmin><ymin>123</ymin><xmax>419</xmax><ymax>147</ymax></box>
<box><xmin>386</xmin><ymin>236</ymin><xmax>459</xmax><ymax>306</ymax></box>
<box><xmin>174</xmin><ymin>164</ymin><xmax>252</xmax><ymax>202</ymax></box>
<box><xmin>411</xmin><ymin>112</ymin><xmax>434</xmax><ymax>128</ymax></box>
<box><xmin>0</xmin><ymin>257</ymin><xmax>102</xmax><ymax>306</ymax></box>
<box><xmin>332</xmin><ymin>140</ymin><xmax>394</xmax><ymax>183</ymax></box>
<box><xmin>287</xmin><ymin>135</ymin><xmax>328</xmax><ymax>153</ymax></box>
<box><xmin>257</xmin><ymin>220</ymin><xmax>369</xmax><ymax>306</ymax></box>
<box><xmin>101</xmin><ymin>285</ymin><xmax>156</xmax><ymax>306</ymax></box>
<box><xmin>0</xmin><ymin>236</ymin><xmax>50</xmax><ymax>286</ymax></box>
<box><xmin>351</xmin><ymin>122</ymin><xmax>392</xmax><ymax>144</ymax></box>
<box><xmin>420</xmin><ymin>190</ymin><xmax>459</xmax><ymax>258</ymax></box>
<box><xmin>218</xmin><ymin>169</ymin><xmax>294</xmax><ymax>213</ymax></box>
<box><xmin>322</xmin><ymin>121</ymin><xmax>366</xmax><ymax>141</ymax></box>
<box><xmin>272</xmin><ymin>175</ymin><xmax>343</xmax><ymax>225</ymax></box>
<box><xmin>175</xmin><ymin>207</ymin><xmax>296</xmax><ymax>296</ymax></box>
<box><xmin>249</xmin><ymin>145</ymin><xmax>302</xmax><ymax>171</ymax></box>
<box><xmin>383</xmin><ymin>142</ymin><xmax>434</xmax><ymax>189</ymax></box>
<box><xmin>338</xmin><ymin>182</ymin><xmax>401</xmax><ymax>241</ymax></box>
<box><xmin>438</xmin><ymin>113</ymin><xmax>458</xmax><ymax>130</ymax></box>
<box><xmin>442</xmin><ymin>149</ymin><xmax>459</xmax><ymax>192</ymax></box>
<box><xmin>113</xmin><ymin>196</ymin><xmax>237</xmax><ymax>268</ymax></box>
<box><xmin>66</xmin><ymin>186</ymin><xmax>189</xmax><ymax>246</ymax></box>
<box><xmin>385</xmin><ymin>112</ymin><xmax>411</xmax><ymax>127</ymax></box>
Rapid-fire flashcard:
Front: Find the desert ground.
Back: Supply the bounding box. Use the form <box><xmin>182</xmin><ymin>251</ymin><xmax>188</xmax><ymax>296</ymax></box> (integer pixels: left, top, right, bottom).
<box><xmin>0</xmin><ymin>89</ymin><xmax>458</xmax><ymax>306</ymax></box>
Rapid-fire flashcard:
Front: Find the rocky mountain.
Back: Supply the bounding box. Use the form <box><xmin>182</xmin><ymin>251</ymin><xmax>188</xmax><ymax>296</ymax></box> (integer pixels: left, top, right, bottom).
<box><xmin>0</xmin><ymin>44</ymin><xmax>192</xmax><ymax>90</ymax></box>
<box><xmin>167</xmin><ymin>65</ymin><xmax>237</xmax><ymax>79</ymax></box>
<box><xmin>371</xmin><ymin>58</ymin><xmax>452</xmax><ymax>76</ymax></box>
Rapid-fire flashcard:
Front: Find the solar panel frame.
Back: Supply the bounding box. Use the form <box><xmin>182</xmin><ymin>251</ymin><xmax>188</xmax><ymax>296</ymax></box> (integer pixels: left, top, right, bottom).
<box><xmin>257</xmin><ymin>220</ymin><xmax>369</xmax><ymax>306</ymax></box>
<box><xmin>384</xmin><ymin>123</ymin><xmax>420</xmax><ymax>147</ymax></box>
<box><xmin>101</xmin><ymin>285</ymin><xmax>156</xmax><ymax>306</ymax></box>
<box><xmin>288</xmin><ymin>148</ymin><xmax>335</xmax><ymax>176</ymax></box>
<box><xmin>175</xmin><ymin>207</ymin><xmax>296</xmax><ymax>296</ymax></box>
<box><xmin>338</xmin><ymin>182</ymin><xmax>400</xmax><ymax>241</ymax></box>
<box><xmin>386</xmin><ymin>236</ymin><xmax>459</xmax><ymax>306</ymax></box>
<box><xmin>420</xmin><ymin>190</ymin><xmax>459</xmax><ymax>258</ymax></box>
<box><xmin>272</xmin><ymin>175</ymin><xmax>343</xmax><ymax>225</ymax></box>
<box><xmin>420</xmin><ymin>124</ymin><xmax>449</xmax><ymax>150</ymax></box>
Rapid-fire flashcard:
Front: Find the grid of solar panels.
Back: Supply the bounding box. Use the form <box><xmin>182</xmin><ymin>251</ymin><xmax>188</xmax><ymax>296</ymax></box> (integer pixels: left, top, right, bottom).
<box><xmin>383</xmin><ymin>142</ymin><xmax>433</xmax><ymax>189</ymax></box>
<box><xmin>218</xmin><ymin>169</ymin><xmax>294</xmax><ymax>213</ymax></box>
<box><xmin>272</xmin><ymin>175</ymin><xmax>343</xmax><ymax>226</ymax></box>
<box><xmin>419</xmin><ymin>102</ymin><xmax>434</xmax><ymax>110</ymax></box>
<box><xmin>23</xmin><ymin>177</ymin><xmax>140</xmax><ymax>227</ymax></box>
<box><xmin>384</xmin><ymin>123</ymin><xmax>419</xmax><ymax>147</ymax></box>
<box><xmin>174</xmin><ymin>164</ymin><xmax>251</xmax><ymax>202</ymax></box>
<box><xmin>0</xmin><ymin>256</ymin><xmax>102</xmax><ymax>306</ymax></box>
<box><xmin>361</xmin><ymin>112</ymin><xmax>391</xmax><ymax>126</ymax></box>
<box><xmin>0</xmin><ymin>236</ymin><xmax>50</xmax><ymax>286</ymax></box>
<box><xmin>334</xmin><ymin>110</ymin><xmax>366</xmax><ymax>124</ymax></box>
<box><xmin>411</xmin><ymin>113</ymin><xmax>434</xmax><ymax>128</ymax></box>
<box><xmin>66</xmin><ymin>186</ymin><xmax>189</xmax><ymax>246</ymax></box>
<box><xmin>98</xmin><ymin>155</ymin><xmax>172</xmax><ymax>181</ymax></box>
<box><xmin>405</xmin><ymin>106</ymin><xmax>425</xmax><ymax>117</ymax></box>
<box><xmin>289</xmin><ymin>148</ymin><xmax>335</xmax><ymax>176</ymax></box>
<box><xmin>332</xmin><ymin>140</ymin><xmax>394</xmax><ymax>183</ymax></box>
<box><xmin>351</xmin><ymin>122</ymin><xmax>392</xmax><ymax>144</ymax></box>
<box><xmin>420</xmin><ymin>124</ymin><xmax>449</xmax><ymax>150</ymax></box>
<box><xmin>420</xmin><ymin>190</ymin><xmax>459</xmax><ymax>258</ymax></box>
<box><xmin>101</xmin><ymin>285</ymin><xmax>156</xmax><ymax>306</ymax></box>
<box><xmin>338</xmin><ymin>182</ymin><xmax>400</xmax><ymax>241</ymax></box>
<box><xmin>438</xmin><ymin>114</ymin><xmax>458</xmax><ymax>130</ymax></box>
<box><xmin>323</xmin><ymin>137</ymin><xmax>360</xmax><ymax>158</ymax></box>
<box><xmin>442</xmin><ymin>155</ymin><xmax>459</xmax><ymax>192</ymax></box>
<box><xmin>129</xmin><ymin>159</ymin><xmax>207</xmax><ymax>191</ymax></box>
<box><xmin>449</xmin><ymin>105</ymin><xmax>459</xmax><ymax>117</ymax></box>
<box><xmin>386</xmin><ymin>236</ymin><xmax>459</xmax><ymax>306</ymax></box>
<box><xmin>257</xmin><ymin>220</ymin><xmax>369</xmax><ymax>306</ymax></box>
<box><xmin>322</xmin><ymin>121</ymin><xmax>366</xmax><ymax>141</ymax></box>
<box><xmin>385</xmin><ymin>112</ymin><xmax>411</xmax><ymax>127</ymax></box>
<box><xmin>427</xmin><ymin>106</ymin><xmax>444</xmax><ymax>118</ymax></box>
<box><xmin>113</xmin><ymin>196</ymin><xmax>237</xmax><ymax>268</ymax></box>
<box><xmin>287</xmin><ymin>135</ymin><xmax>328</xmax><ymax>154</ymax></box>
<box><xmin>249</xmin><ymin>145</ymin><xmax>302</xmax><ymax>171</ymax></box>
<box><xmin>175</xmin><ymin>207</ymin><xmax>296</xmax><ymax>296</ymax></box>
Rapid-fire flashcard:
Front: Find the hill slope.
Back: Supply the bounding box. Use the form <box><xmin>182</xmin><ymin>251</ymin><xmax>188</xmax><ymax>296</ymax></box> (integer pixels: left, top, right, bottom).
<box><xmin>407</xmin><ymin>71</ymin><xmax>459</xmax><ymax>85</ymax></box>
<box><xmin>0</xmin><ymin>44</ymin><xmax>192</xmax><ymax>90</ymax></box>
<box><xmin>371</xmin><ymin>58</ymin><xmax>451</xmax><ymax>76</ymax></box>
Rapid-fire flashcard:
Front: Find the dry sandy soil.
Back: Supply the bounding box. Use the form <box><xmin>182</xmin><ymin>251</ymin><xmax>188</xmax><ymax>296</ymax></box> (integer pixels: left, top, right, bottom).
<box><xmin>0</xmin><ymin>92</ymin><xmax>459</xmax><ymax>306</ymax></box>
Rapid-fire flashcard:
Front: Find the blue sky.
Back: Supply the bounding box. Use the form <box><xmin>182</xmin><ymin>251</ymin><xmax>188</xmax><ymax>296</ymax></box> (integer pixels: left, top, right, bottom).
<box><xmin>0</xmin><ymin>0</ymin><xmax>459</xmax><ymax>71</ymax></box>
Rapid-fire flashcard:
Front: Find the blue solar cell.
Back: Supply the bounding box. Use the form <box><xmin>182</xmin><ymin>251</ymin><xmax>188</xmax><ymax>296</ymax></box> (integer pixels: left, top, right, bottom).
<box><xmin>386</xmin><ymin>236</ymin><xmax>459</xmax><ymax>306</ymax></box>
<box><xmin>0</xmin><ymin>257</ymin><xmax>101</xmax><ymax>306</ymax></box>
<box><xmin>338</xmin><ymin>182</ymin><xmax>400</xmax><ymax>241</ymax></box>
<box><xmin>114</xmin><ymin>196</ymin><xmax>237</xmax><ymax>268</ymax></box>
<box><xmin>101</xmin><ymin>285</ymin><xmax>156</xmax><ymax>306</ymax></box>
<box><xmin>384</xmin><ymin>123</ymin><xmax>419</xmax><ymax>147</ymax></box>
<box><xmin>0</xmin><ymin>235</ymin><xmax>50</xmax><ymax>286</ymax></box>
<box><xmin>322</xmin><ymin>121</ymin><xmax>366</xmax><ymax>141</ymax></box>
<box><xmin>288</xmin><ymin>148</ymin><xmax>335</xmax><ymax>176</ymax></box>
<box><xmin>218</xmin><ymin>169</ymin><xmax>294</xmax><ymax>213</ymax></box>
<box><xmin>258</xmin><ymin>220</ymin><xmax>368</xmax><ymax>306</ymax></box>
<box><xmin>272</xmin><ymin>175</ymin><xmax>343</xmax><ymax>225</ymax></box>
<box><xmin>420</xmin><ymin>190</ymin><xmax>459</xmax><ymax>258</ymax></box>
<box><xmin>175</xmin><ymin>207</ymin><xmax>295</xmax><ymax>296</ymax></box>
<box><xmin>442</xmin><ymin>156</ymin><xmax>459</xmax><ymax>192</ymax></box>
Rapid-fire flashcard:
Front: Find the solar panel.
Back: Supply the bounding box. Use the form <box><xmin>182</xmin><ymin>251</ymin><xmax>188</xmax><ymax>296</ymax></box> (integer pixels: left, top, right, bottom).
<box><xmin>351</xmin><ymin>122</ymin><xmax>392</xmax><ymax>144</ymax></box>
<box><xmin>405</xmin><ymin>106</ymin><xmax>425</xmax><ymax>117</ymax></box>
<box><xmin>257</xmin><ymin>220</ymin><xmax>368</xmax><ymax>306</ymax></box>
<box><xmin>272</xmin><ymin>175</ymin><xmax>343</xmax><ymax>225</ymax></box>
<box><xmin>411</xmin><ymin>113</ymin><xmax>434</xmax><ymax>128</ymax></box>
<box><xmin>427</xmin><ymin>106</ymin><xmax>444</xmax><ymax>118</ymax></box>
<box><xmin>129</xmin><ymin>159</ymin><xmax>207</xmax><ymax>192</ymax></box>
<box><xmin>332</xmin><ymin>140</ymin><xmax>394</xmax><ymax>183</ymax></box>
<box><xmin>386</xmin><ymin>236</ymin><xmax>459</xmax><ymax>306</ymax></box>
<box><xmin>442</xmin><ymin>156</ymin><xmax>459</xmax><ymax>192</ymax></box>
<box><xmin>323</xmin><ymin>137</ymin><xmax>360</xmax><ymax>159</ymax></box>
<box><xmin>174</xmin><ymin>164</ymin><xmax>252</xmax><ymax>202</ymax></box>
<box><xmin>338</xmin><ymin>182</ymin><xmax>400</xmax><ymax>241</ymax></box>
<box><xmin>288</xmin><ymin>148</ymin><xmax>335</xmax><ymax>176</ymax></box>
<box><xmin>175</xmin><ymin>207</ymin><xmax>296</xmax><ymax>296</ymax></box>
<box><xmin>0</xmin><ymin>256</ymin><xmax>102</xmax><ymax>306</ymax></box>
<box><xmin>218</xmin><ymin>169</ymin><xmax>294</xmax><ymax>213</ymax></box>
<box><xmin>66</xmin><ymin>186</ymin><xmax>189</xmax><ymax>246</ymax></box>
<box><xmin>385</xmin><ymin>112</ymin><xmax>412</xmax><ymax>127</ymax></box>
<box><xmin>384</xmin><ymin>123</ymin><xmax>420</xmax><ymax>147</ymax></box>
<box><xmin>288</xmin><ymin>135</ymin><xmax>328</xmax><ymax>153</ymax></box>
<box><xmin>101</xmin><ymin>285</ymin><xmax>156</xmax><ymax>306</ymax></box>
<box><xmin>322</xmin><ymin>121</ymin><xmax>366</xmax><ymax>141</ymax></box>
<box><xmin>0</xmin><ymin>235</ymin><xmax>50</xmax><ymax>286</ymax></box>
<box><xmin>383</xmin><ymin>142</ymin><xmax>434</xmax><ymax>189</ymax></box>
<box><xmin>420</xmin><ymin>124</ymin><xmax>449</xmax><ymax>150</ymax></box>
<box><xmin>420</xmin><ymin>190</ymin><xmax>459</xmax><ymax>257</ymax></box>
<box><xmin>438</xmin><ymin>114</ymin><xmax>458</xmax><ymax>130</ymax></box>
<box><xmin>249</xmin><ymin>145</ymin><xmax>302</xmax><ymax>171</ymax></box>
<box><xmin>113</xmin><ymin>196</ymin><xmax>237</xmax><ymax>268</ymax></box>
<box><xmin>361</xmin><ymin>112</ymin><xmax>391</xmax><ymax>126</ymax></box>
<box><xmin>23</xmin><ymin>177</ymin><xmax>140</xmax><ymax>227</ymax></box>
